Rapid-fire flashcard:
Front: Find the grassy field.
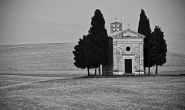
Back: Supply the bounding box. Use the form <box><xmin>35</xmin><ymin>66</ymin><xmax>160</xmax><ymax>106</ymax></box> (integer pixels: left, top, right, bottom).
<box><xmin>0</xmin><ymin>43</ymin><xmax>185</xmax><ymax>109</ymax></box>
<box><xmin>0</xmin><ymin>76</ymin><xmax>185</xmax><ymax>110</ymax></box>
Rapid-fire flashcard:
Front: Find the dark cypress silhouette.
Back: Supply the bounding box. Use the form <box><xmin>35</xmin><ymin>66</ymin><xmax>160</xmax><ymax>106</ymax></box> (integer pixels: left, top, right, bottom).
<box><xmin>88</xmin><ymin>9</ymin><xmax>109</xmax><ymax>75</ymax></box>
<box><xmin>138</xmin><ymin>9</ymin><xmax>152</xmax><ymax>74</ymax></box>
<box><xmin>73</xmin><ymin>34</ymin><xmax>99</xmax><ymax>76</ymax></box>
<box><xmin>73</xmin><ymin>35</ymin><xmax>90</xmax><ymax>76</ymax></box>
<box><xmin>150</xmin><ymin>26</ymin><xmax>167</xmax><ymax>74</ymax></box>
<box><xmin>73</xmin><ymin>9</ymin><xmax>108</xmax><ymax>76</ymax></box>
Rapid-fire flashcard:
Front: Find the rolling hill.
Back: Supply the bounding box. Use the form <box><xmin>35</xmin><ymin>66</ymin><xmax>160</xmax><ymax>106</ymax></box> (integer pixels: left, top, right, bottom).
<box><xmin>0</xmin><ymin>43</ymin><xmax>185</xmax><ymax>75</ymax></box>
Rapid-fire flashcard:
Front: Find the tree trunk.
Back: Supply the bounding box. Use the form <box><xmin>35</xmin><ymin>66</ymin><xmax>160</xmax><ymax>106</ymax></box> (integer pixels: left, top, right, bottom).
<box><xmin>95</xmin><ymin>68</ymin><xmax>97</xmax><ymax>76</ymax></box>
<box><xmin>155</xmin><ymin>52</ymin><xmax>158</xmax><ymax>75</ymax></box>
<box><xmin>144</xmin><ymin>67</ymin><xmax>146</xmax><ymax>75</ymax></box>
<box><xmin>87</xmin><ymin>67</ymin><xmax>90</xmax><ymax>76</ymax></box>
<box><xmin>98</xmin><ymin>65</ymin><xmax>101</xmax><ymax>76</ymax></box>
<box><xmin>148</xmin><ymin>67</ymin><xmax>150</xmax><ymax>75</ymax></box>
<box><xmin>155</xmin><ymin>64</ymin><xmax>158</xmax><ymax>75</ymax></box>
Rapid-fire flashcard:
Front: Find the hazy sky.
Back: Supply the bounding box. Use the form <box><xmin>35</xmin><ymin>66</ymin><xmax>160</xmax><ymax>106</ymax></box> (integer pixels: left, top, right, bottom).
<box><xmin>0</xmin><ymin>0</ymin><xmax>185</xmax><ymax>53</ymax></box>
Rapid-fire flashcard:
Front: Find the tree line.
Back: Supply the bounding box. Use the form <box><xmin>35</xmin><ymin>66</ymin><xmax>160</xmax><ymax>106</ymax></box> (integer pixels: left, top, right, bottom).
<box><xmin>73</xmin><ymin>9</ymin><xmax>167</xmax><ymax>76</ymax></box>
<box><xmin>73</xmin><ymin>9</ymin><xmax>109</xmax><ymax>76</ymax></box>
<box><xmin>138</xmin><ymin>9</ymin><xmax>167</xmax><ymax>74</ymax></box>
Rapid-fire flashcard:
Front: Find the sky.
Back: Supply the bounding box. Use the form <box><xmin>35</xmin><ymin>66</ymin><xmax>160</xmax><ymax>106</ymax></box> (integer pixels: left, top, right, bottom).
<box><xmin>0</xmin><ymin>0</ymin><xmax>185</xmax><ymax>53</ymax></box>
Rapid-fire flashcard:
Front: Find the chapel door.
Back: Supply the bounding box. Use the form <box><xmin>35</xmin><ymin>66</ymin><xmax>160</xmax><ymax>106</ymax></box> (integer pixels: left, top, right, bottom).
<box><xmin>125</xmin><ymin>59</ymin><xmax>132</xmax><ymax>73</ymax></box>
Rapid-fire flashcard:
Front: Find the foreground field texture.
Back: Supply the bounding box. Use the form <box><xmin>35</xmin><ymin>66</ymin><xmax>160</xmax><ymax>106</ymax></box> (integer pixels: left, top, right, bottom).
<box><xmin>0</xmin><ymin>43</ymin><xmax>185</xmax><ymax>109</ymax></box>
<box><xmin>0</xmin><ymin>76</ymin><xmax>185</xmax><ymax>110</ymax></box>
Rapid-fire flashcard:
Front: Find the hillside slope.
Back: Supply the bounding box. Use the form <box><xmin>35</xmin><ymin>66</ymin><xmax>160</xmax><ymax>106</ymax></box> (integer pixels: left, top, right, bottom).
<box><xmin>0</xmin><ymin>43</ymin><xmax>185</xmax><ymax>75</ymax></box>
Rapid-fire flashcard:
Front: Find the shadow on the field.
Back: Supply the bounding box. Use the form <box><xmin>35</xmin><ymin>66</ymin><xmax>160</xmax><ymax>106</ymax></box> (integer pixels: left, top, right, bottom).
<box><xmin>73</xmin><ymin>74</ymin><xmax>185</xmax><ymax>79</ymax></box>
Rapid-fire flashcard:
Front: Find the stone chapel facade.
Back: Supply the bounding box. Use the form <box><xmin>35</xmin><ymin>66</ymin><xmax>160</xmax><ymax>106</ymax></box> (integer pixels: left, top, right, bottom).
<box><xmin>102</xmin><ymin>22</ymin><xmax>145</xmax><ymax>75</ymax></box>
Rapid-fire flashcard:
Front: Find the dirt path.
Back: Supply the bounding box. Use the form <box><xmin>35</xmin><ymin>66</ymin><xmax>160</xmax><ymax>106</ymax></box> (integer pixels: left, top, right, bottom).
<box><xmin>0</xmin><ymin>75</ymin><xmax>64</xmax><ymax>89</ymax></box>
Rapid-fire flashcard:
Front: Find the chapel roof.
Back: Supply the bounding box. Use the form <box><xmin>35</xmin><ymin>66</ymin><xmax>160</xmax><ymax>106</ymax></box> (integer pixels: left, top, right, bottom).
<box><xmin>109</xmin><ymin>28</ymin><xmax>145</xmax><ymax>39</ymax></box>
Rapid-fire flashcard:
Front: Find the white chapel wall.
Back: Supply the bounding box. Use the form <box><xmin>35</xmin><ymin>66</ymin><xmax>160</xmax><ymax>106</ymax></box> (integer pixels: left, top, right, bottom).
<box><xmin>113</xmin><ymin>38</ymin><xmax>144</xmax><ymax>75</ymax></box>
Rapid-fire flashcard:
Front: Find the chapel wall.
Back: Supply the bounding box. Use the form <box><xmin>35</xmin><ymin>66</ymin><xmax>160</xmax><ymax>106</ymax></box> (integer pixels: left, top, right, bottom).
<box><xmin>113</xmin><ymin>39</ymin><xmax>144</xmax><ymax>74</ymax></box>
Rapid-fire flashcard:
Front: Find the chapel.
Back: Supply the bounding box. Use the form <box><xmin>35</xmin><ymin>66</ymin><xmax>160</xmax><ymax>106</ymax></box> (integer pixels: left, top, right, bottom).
<box><xmin>102</xmin><ymin>22</ymin><xmax>145</xmax><ymax>75</ymax></box>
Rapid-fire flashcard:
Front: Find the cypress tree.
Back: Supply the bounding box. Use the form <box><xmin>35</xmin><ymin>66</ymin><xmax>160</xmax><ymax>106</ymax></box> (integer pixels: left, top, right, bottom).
<box><xmin>150</xmin><ymin>26</ymin><xmax>167</xmax><ymax>74</ymax></box>
<box><xmin>88</xmin><ymin>9</ymin><xmax>109</xmax><ymax>75</ymax></box>
<box><xmin>138</xmin><ymin>9</ymin><xmax>152</xmax><ymax>74</ymax></box>
<box><xmin>73</xmin><ymin>35</ymin><xmax>91</xmax><ymax>76</ymax></box>
<box><xmin>73</xmin><ymin>9</ymin><xmax>108</xmax><ymax>76</ymax></box>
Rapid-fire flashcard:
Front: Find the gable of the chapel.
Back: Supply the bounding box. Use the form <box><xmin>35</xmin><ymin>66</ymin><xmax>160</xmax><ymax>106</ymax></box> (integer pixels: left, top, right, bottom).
<box><xmin>110</xmin><ymin>29</ymin><xmax>145</xmax><ymax>39</ymax></box>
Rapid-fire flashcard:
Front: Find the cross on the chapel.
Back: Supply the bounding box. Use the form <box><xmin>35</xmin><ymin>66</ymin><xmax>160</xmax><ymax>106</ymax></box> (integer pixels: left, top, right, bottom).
<box><xmin>127</xmin><ymin>23</ymin><xmax>130</xmax><ymax>29</ymax></box>
<box><xmin>115</xmin><ymin>17</ymin><xmax>117</xmax><ymax>22</ymax></box>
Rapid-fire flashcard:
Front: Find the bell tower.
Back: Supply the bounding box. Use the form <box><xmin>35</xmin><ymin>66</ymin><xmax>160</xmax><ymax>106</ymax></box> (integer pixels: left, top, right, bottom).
<box><xmin>110</xmin><ymin>22</ymin><xmax>122</xmax><ymax>33</ymax></box>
